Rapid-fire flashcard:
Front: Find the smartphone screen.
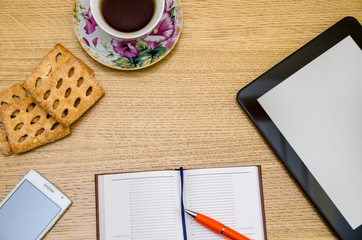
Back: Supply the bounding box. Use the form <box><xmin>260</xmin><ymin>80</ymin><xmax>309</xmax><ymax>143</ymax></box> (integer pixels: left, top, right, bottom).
<box><xmin>0</xmin><ymin>180</ymin><xmax>62</xmax><ymax>239</ymax></box>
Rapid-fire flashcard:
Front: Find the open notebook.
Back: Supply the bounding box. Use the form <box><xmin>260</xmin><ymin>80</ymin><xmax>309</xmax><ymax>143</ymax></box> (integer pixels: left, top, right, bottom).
<box><xmin>95</xmin><ymin>166</ymin><xmax>266</xmax><ymax>240</ymax></box>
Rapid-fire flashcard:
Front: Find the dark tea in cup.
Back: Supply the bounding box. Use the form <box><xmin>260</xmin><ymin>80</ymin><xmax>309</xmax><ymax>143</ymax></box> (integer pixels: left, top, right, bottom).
<box><xmin>90</xmin><ymin>0</ymin><xmax>165</xmax><ymax>39</ymax></box>
<box><xmin>101</xmin><ymin>0</ymin><xmax>155</xmax><ymax>32</ymax></box>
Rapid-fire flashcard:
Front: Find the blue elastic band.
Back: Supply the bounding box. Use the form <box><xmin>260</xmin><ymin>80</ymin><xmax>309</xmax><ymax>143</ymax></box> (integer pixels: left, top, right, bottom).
<box><xmin>179</xmin><ymin>167</ymin><xmax>188</xmax><ymax>240</ymax></box>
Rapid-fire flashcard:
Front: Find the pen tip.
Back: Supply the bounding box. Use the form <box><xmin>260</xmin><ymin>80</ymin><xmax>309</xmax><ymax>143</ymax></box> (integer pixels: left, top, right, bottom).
<box><xmin>184</xmin><ymin>209</ymin><xmax>197</xmax><ymax>218</ymax></box>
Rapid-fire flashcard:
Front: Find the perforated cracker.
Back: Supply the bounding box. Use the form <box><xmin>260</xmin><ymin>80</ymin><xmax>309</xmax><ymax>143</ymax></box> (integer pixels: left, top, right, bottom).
<box><xmin>0</xmin><ymin>127</ymin><xmax>11</xmax><ymax>156</ymax></box>
<box><xmin>24</xmin><ymin>57</ymin><xmax>104</xmax><ymax>127</ymax></box>
<box><xmin>0</xmin><ymin>83</ymin><xmax>27</xmax><ymax>107</ymax></box>
<box><xmin>0</xmin><ymin>83</ymin><xmax>28</xmax><ymax>155</ymax></box>
<box><xmin>23</xmin><ymin>44</ymin><xmax>94</xmax><ymax>94</ymax></box>
<box><xmin>0</xmin><ymin>97</ymin><xmax>70</xmax><ymax>154</ymax></box>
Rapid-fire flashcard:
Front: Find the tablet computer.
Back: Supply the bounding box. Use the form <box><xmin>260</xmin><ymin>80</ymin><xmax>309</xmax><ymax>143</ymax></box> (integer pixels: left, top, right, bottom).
<box><xmin>237</xmin><ymin>17</ymin><xmax>362</xmax><ymax>240</ymax></box>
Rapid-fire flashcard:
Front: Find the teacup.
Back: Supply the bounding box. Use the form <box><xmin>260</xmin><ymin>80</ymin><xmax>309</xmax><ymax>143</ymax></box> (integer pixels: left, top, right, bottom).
<box><xmin>90</xmin><ymin>0</ymin><xmax>165</xmax><ymax>39</ymax></box>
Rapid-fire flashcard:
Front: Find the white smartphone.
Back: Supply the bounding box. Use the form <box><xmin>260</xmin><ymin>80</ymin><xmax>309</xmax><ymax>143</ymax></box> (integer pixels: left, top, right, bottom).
<box><xmin>0</xmin><ymin>169</ymin><xmax>71</xmax><ymax>240</ymax></box>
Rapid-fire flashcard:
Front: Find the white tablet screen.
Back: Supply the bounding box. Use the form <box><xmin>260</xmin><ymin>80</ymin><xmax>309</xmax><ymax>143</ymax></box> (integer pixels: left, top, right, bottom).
<box><xmin>258</xmin><ymin>35</ymin><xmax>362</xmax><ymax>230</ymax></box>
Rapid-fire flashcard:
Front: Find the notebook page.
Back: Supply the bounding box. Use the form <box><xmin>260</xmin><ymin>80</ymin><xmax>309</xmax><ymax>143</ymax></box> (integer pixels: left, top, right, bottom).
<box><xmin>98</xmin><ymin>171</ymin><xmax>184</xmax><ymax>240</ymax></box>
<box><xmin>183</xmin><ymin>166</ymin><xmax>265</xmax><ymax>240</ymax></box>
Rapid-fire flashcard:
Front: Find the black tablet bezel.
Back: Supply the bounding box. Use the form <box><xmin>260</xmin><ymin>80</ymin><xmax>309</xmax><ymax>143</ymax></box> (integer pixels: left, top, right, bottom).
<box><xmin>237</xmin><ymin>17</ymin><xmax>362</xmax><ymax>240</ymax></box>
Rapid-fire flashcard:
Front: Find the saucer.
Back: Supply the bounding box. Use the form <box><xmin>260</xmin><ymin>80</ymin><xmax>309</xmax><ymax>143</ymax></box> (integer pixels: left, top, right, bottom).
<box><xmin>73</xmin><ymin>0</ymin><xmax>183</xmax><ymax>70</ymax></box>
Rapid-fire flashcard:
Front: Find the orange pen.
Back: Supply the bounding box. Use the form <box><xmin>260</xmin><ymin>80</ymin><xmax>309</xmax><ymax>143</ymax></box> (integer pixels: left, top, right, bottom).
<box><xmin>185</xmin><ymin>209</ymin><xmax>251</xmax><ymax>240</ymax></box>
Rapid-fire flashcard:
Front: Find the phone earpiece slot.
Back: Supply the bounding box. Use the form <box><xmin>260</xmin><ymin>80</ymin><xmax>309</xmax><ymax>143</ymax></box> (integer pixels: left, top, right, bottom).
<box><xmin>43</xmin><ymin>183</ymin><xmax>54</xmax><ymax>193</ymax></box>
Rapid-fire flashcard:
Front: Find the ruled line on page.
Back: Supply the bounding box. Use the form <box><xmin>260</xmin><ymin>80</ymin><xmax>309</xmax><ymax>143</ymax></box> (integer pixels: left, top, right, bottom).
<box><xmin>185</xmin><ymin>171</ymin><xmax>250</xmax><ymax>177</ymax></box>
<box><xmin>111</xmin><ymin>175</ymin><xmax>175</xmax><ymax>181</ymax></box>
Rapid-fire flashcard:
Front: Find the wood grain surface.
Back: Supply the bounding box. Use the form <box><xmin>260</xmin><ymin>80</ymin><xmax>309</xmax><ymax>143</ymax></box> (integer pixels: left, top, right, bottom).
<box><xmin>1</xmin><ymin>0</ymin><xmax>361</xmax><ymax>239</ymax></box>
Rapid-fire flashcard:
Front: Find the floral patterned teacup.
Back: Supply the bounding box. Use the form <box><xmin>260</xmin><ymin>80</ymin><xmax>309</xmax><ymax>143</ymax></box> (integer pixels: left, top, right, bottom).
<box><xmin>90</xmin><ymin>0</ymin><xmax>165</xmax><ymax>39</ymax></box>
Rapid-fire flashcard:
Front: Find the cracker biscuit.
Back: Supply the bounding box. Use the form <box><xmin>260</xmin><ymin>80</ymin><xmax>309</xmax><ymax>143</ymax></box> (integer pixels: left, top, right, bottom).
<box><xmin>24</xmin><ymin>57</ymin><xmax>104</xmax><ymax>127</ymax></box>
<box><xmin>0</xmin><ymin>97</ymin><xmax>70</xmax><ymax>154</ymax></box>
<box><xmin>23</xmin><ymin>44</ymin><xmax>94</xmax><ymax>93</ymax></box>
<box><xmin>0</xmin><ymin>127</ymin><xmax>11</xmax><ymax>156</ymax></box>
<box><xmin>0</xmin><ymin>83</ymin><xmax>27</xmax><ymax>106</ymax></box>
<box><xmin>0</xmin><ymin>83</ymin><xmax>28</xmax><ymax>155</ymax></box>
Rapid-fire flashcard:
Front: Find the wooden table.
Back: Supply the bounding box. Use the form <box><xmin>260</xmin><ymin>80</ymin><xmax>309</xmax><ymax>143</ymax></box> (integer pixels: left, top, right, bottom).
<box><xmin>1</xmin><ymin>0</ymin><xmax>361</xmax><ymax>239</ymax></box>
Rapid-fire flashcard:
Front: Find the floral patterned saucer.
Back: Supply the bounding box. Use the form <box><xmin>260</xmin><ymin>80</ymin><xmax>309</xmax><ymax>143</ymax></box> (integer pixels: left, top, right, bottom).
<box><xmin>73</xmin><ymin>0</ymin><xmax>182</xmax><ymax>70</ymax></box>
